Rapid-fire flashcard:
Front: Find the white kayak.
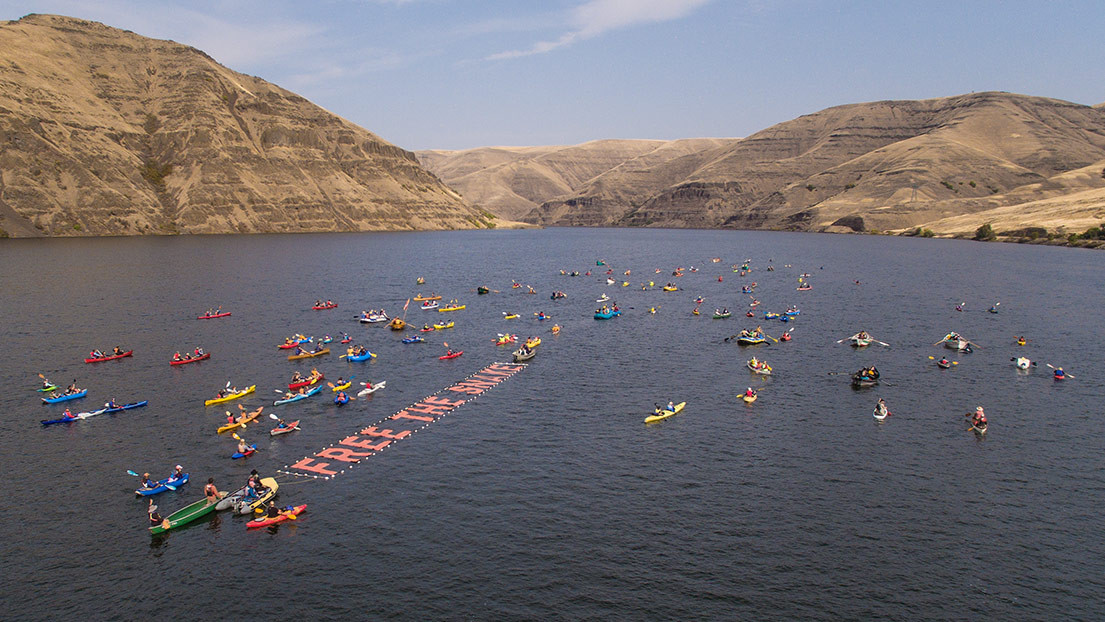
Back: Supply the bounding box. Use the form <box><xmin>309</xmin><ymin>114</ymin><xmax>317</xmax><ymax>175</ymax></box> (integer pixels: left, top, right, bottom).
<box><xmin>1014</xmin><ymin>357</ymin><xmax>1031</xmax><ymax>370</ymax></box>
<box><xmin>357</xmin><ymin>380</ymin><xmax>387</xmax><ymax>397</ymax></box>
<box><xmin>873</xmin><ymin>406</ymin><xmax>888</xmax><ymax>421</ymax></box>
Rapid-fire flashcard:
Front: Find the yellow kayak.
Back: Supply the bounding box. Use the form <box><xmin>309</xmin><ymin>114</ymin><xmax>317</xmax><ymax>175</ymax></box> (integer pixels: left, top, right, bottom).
<box><xmin>663</xmin><ymin>286</ymin><xmax>679</xmax><ymax>292</ymax></box>
<box><xmin>742</xmin><ymin>394</ymin><xmax>757</xmax><ymax>404</ymax></box>
<box><xmin>288</xmin><ymin>348</ymin><xmax>329</xmax><ymax>360</ymax></box>
<box><xmin>645</xmin><ymin>401</ymin><xmax>686</xmax><ymax>423</ymax></box>
<box><xmin>216</xmin><ymin>406</ymin><xmax>264</xmax><ymax>434</ymax></box>
<box><xmin>434</xmin><ymin>321</ymin><xmax>455</xmax><ymax>330</ymax></box>
<box><xmin>331</xmin><ymin>380</ymin><xmax>352</xmax><ymax>392</ymax></box>
<box><xmin>439</xmin><ymin>305</ymin><xmax>466</xmax><ymax>312</ymax></box>
<box><xmin>504</xmin><ymin>313</ymin><xmax>520</xmax><ymax>320</ymax></box>
<box><xmin>204</xmin><ymin>385</ymin><xmax>256</xmax><ymax>406</ymax></box>
<box><xmin>525</xmin><ymin>337</ymin><xmax>541</xmax><ymax>348</ymax></box>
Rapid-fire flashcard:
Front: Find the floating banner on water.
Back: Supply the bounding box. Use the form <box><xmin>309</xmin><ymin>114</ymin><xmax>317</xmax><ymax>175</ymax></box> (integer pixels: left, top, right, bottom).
<box><xmin>277</xmin><ymin>362</ymin><xmax>527</xmax><ymax>480</ymax></box>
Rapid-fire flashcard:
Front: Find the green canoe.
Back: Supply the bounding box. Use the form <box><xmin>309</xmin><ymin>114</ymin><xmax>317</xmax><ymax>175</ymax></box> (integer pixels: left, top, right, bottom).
<box><xmin>150</xmin><ymin>492</ymin><xmax>226</xmax><ymax>534</ymax></box>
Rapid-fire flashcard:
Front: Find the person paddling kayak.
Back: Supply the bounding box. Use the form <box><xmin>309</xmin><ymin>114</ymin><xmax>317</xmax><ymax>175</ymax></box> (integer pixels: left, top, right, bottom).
<box><xmin>966</xmin><ymin>407</ymin><xmax>987</xmax><ymax>430</ymax></box>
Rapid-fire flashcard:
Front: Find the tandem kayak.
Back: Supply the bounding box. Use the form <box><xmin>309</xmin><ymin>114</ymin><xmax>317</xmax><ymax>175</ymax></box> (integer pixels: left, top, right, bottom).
<box><xmin>149</xmin><ymin>493</ymin><xmax>226</xmax><ymax>535</ymax></box>
<box><xmin>232</xmin><ymin>445</ymin><xmax>257</xmax><ymax>459</ymax></box>
<box><xmin>232</xmin><ymin>478</ymin><xmax>278</xmax><ymax>514</ymax></box>
<box><xmin>42</xmin><ymin>389</ymin><xmax>88</xmax><ymax>404</ymax></box>
<box><xmin>312</xmin><ymin>303</ymin><xmax>338</xmax><ymax>310</ymax></box>
<box><xmin>136</xmin><ymin>473</ymin><xmax>188</xmax><ymax>497</ymax></box>
<box><xmin>81</xmin><ymin>400</ymin><xmax>148</xmax><ymax>419</ymax></box>
<box><xmin>247</xmin><ymin>504</ymin><xmax>307</xmax><ymax>529</ymax></box>
<box><xmin>439</xmin><ymin>350</ymin><xmax>464</xmax><ymax>360</ymax></box>
<box><xmin>273</xmin><ymin>384</ymin><xmax>322</xmax><ymax>406</ymax></box>
<box><xmin>438</xmin><ymin>305</ymin><xmax>465</xmax><ymax>312</ymax></box>
<box><xmin>288</xmin><ymin>348</ymin><xmax>329</xmax><ymax>361</ymax></box>
<box><xmin>289</xmin><ymin>374</ymin><xmax>324</xmax><ymax>390</ymax></box>
<box><xmin>356</xmin><ymin>381</ymin><xmax>386</xmax><ymax>398</ymax></box>
<box><xmin>644</xmin><ymin>401</ymin><xmax>687</xmax><ymax>423</ymax></box>
<box><xmin>216</xmin><ymin>406</ymin><xmax>264</xmax><ymax>434</ymax></box>
<box><xmin>197</xmin><ymin>312</ymin><xmax>231</xmax><ymax>319</ymax></box>
<box><xmin>204</xmin><ymin>385</ymin><xmax>256</xmax><ymax>406</ymax></box>
<box><xmin>85</xmin><ymin>350</ymin><xmax>133</xmax><ymax>363</ymax></box>
<box><xmin>270</xmin><ymin>420</ymin><xmax>300</xmax><ymax>436</ymax></box>
<box><xmin>401</xmin><ymin>336</ymin><xmax>425</xmax><ymax>344</ymax></box>
<box><xmin>170</xmin><ymin>353</ymin><xmax>210</xmax><ymax>365</ymax></box>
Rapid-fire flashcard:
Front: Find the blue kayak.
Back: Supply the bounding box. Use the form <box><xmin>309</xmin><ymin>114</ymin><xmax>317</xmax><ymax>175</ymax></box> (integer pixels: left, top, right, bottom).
<box><xmin>402</xmin><ymin>336</ymin><xmax>425</xmax><ymax>344</ymax></box>
<box><xmin>335</xmin><ymin>394</ymin><xmax>350</xmax><ymax>406</ymax></box>
<box><xmin>273</xmin><ymin>384</ymin><xmax>322</xmax><ymax>406</ymax></box>
<box><xmin>41</xmin><ymin>414</ymin><xmax>82</xmax><ymax>426</ymax></box>
<box><xmin>102</xmin><ymin>400</ymin><xmax>148</xmax><ymax>415</ymax></box>
<box><xmin>594</xmin><ymin>310</ymin><xmax>621</xmax><ymax>320</ymax></box>
<box><xmin>232</xmin><ymin>445</ymin><xmax>256</xmax><ymax>459</ymax></box>
<box><xmin>42</xmin><ymin>389</ymin><xmax>88</xmax><ymax>404</ymax></box>
<box><xmin>347</xmin><ymin>350</ymin><xmax>374</xmax><ymax>361</ymax></box>
<box><xmin>135</xmin><ymin>473</ymin><xmax>189</xmax><ymax>496</ymax></box>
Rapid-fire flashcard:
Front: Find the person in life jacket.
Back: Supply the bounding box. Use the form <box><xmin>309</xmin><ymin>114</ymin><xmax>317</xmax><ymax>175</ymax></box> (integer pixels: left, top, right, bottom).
<box><xmin>1054</xmin><ymin>367</ymin><xmax>1065</xmax><ymax>379</ymax></box>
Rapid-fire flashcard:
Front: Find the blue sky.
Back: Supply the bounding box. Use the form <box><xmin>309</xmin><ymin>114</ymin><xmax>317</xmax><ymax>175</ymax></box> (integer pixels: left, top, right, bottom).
<box><xmin>6</xmin><ymin>0</ymin><xmax>1104</xmax><ymax>150</ymax></box>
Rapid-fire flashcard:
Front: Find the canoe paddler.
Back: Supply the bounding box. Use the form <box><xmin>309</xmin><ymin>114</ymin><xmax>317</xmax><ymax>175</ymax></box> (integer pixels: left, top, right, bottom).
<box><xmin>148</xmin><ymin>499</ymin><xmax>164</xmax><ymax>527</ymax></box>
<box><xmin>204</xmin><ymin>478</ymin><xmax>220</xmax><ymax>504</ymax></box>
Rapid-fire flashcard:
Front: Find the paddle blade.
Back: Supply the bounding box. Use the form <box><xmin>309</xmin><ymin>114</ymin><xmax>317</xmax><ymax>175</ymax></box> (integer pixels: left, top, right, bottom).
<box><xmin>285</xmin><ymin>512</ymin><xmax>297</xmax><ymax>520</ymax></box>
<box><xmin>232</xmin><ymin>432</ymin><xmax>241</xmax><ymax>440</ymax></box>
<box><xmin>269</xmin><ymin>414</ymin><xmax>279</xmax><ymax>420</ymax></box>
<box><xmin>164</xmin><ymin>484</ymin><xmax>176</xmax><ymax>491</ymax></box>
<box><xmin>127</xmin><ymin>470</ymin><xmax>140</xmax><ymax>477</ymax></box>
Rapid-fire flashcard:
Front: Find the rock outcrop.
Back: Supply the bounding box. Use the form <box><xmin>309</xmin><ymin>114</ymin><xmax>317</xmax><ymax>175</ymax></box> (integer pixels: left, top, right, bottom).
<box><xmin>0</xmin><ymin>14</ymin><xmax>498</xmax><ymax>237</ymax></box>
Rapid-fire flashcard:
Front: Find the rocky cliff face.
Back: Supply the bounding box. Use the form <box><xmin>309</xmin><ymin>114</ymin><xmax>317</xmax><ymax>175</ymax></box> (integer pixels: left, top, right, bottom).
<box><xmin>421</xmin><ymin>93</ymin><xmax>1105</xmax><ymax>237</ymax></box>
<box><xmin>0</xmin><ymin>14</ymin><xmax>495</xmax><ymax>238</ymax></box>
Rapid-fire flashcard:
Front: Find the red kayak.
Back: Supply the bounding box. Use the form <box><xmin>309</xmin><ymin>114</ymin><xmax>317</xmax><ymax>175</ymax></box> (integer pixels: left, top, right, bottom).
<box><xmin>247</xmin><ymin>504</ymin><xmax>307</xmax><ymax>529</ymax></box>
<box><xmin>312</xmin><ymin>304</ymin><xmax>338</xmax><ymax>310</ymax></box>
<box><xmin>288</xmin><ymin>374</ymin><xmax>324</xmax><ymax>390</ymax></box>
<box><xmin>197</xmin><ymin>312</ymin><xmax>231</xmax><ymax>319</ymax></box>
<box><xmin>270</xmin><ymin>420</ymin><xmax>300</xmax><ymax>436</ymax></box>
<box><xmin>340</xmin><ymin>338</ymin><xmax>352</xmax><ymax>344</ymax></box>
<box><xmin>85</xmin><ymin>350</ymin><xmax>133</xmax><ymax>363</ymax></box>
<box><xmin>439</xmin><ymin>350</ymin><xmax>464</xmax><ymax>360</ymax></box>
<box><xmin>169</xmin><ymin>352</ymin><xmax>211</xmax><ymax>365</ymax></box>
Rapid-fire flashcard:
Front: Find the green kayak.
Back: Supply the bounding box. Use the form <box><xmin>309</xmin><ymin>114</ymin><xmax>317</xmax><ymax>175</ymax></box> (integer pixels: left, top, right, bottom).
<box><xmin>149</xmin><ymin>492</ymin><xmax>226</xmax><ymax>535</ymax></box>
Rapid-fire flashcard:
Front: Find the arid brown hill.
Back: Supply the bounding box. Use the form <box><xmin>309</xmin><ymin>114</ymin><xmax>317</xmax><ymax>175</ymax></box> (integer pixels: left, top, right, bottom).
<box><xmin>422</xmin><ymin>93</ymin><xmax>1105</xmax><ymax>237</ymax></box>
<box><xmin>0</xmin><ymin>14</ymin><xmax>498</xmax><ymax>237</ymax></box>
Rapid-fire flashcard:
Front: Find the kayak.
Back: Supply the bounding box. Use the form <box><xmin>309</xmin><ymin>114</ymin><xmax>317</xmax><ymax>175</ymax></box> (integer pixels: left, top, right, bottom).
<box><xmin>340</xmin><ymin>337</ymin><xmax>352</xmax><ymax>344</ymax></box>
<box><xmin>389</xmin><ymin>318</ymin><xmax>407</xmax><ymax>330</ymax></box>
<box><xmin>85</xmin><ymin>350</ymin><xmax>133</xmax><ymax>363</ymax></box>
<box><xmin>970</xmin><ymin>424</ymin><xmax>988</xmax><ymax>435</ymax></box>
<box><xmin>402</xmin><ymin>336</ymin><xmax>425</xmax><ymax>344</ymax></box>
<box><xmin>270</xmin><ymin>420</ymin><xmax>300</xmax><ymax>436</ymax></box>
<box><xmin>149</xmin><ymin>493</ymin><xmax>226</xmax><ymax>535</ymax></box>
<box><xmin>742</xmin><ymin>394</ymin><xmax>757</xmax><ymax>404</ymax></box>
<box><xmin>136</xmin><ymin>473</ymin><xmax>189</xmax><ymax>497</ymax></box>
<box><xmin>170</xmin><ymin>353</ymin><xmax>210</xmax><ymax>365</ymax></box>
<box><xmin>1013</xmin><ymin>357</ymin><xmax>1031</xmax><ymax>370</ymax></box>
<box><xmin>216</xmin><ymin>406</ymin><xmax>264</xmax><ymax>434</ymax></box>
<box><xmin>439</xmin><ymin>351</ymin><xmax>464</xmax><ymax>360</ymax></box>
<box><xmin>525</xmin><ymin>337</ymin><xmax>541</xmax><ymax>348</ymax></box>
<box><xmin>594</xmin><ymin>310</ymin><xmax>620</xmax><ymax>319</ymax></box>
<box><xmin>334</xmin><ymin>394</ymin><xmax>350</xmax><ymax>406</ymax></box>
<box><xmin>662</xmin><ymin>286</ymin><xmax>678</xmax><ymax>292</ymax></box>
<box><xmin>414</xmin><ymin>295</ymin><xmax>441</xmax><ymax>301</ymax></box>
<box><xmin>434</xmin><ymin>321</ymin><xmax>454</xmax><ymax>330</ymax></box>
<box><xmin>204</xmin><ymin>385</ymin><xmax>256</xmax><ymax>406</ymax></box>
<box><xmin>319</xmin><ymin>337</ymin><xmax>334</xmax><ymax>344</ymax></box>
<box><xmin>420</xmin><ymin>325</ymin><xmax>436</xmax><ymax>332</ymax></box>
<box><xmin>289</xmin><ymin>374</ymin><xmax>324</xmax><ymax>390</ymax></box>
<box><xmin>312</xmin><ymin>303</ymin><xmax>338</xmax><ymax>310</ymax></box>
<box><xmin>420</xmin><ymin>301</ymin><xmax>439</xmax><ymax>310</ymax></box>
<box><xmin>332</xmin><ymin>379</ymin><xmax>353</xmax><ymax>392</ymax></box>
<box><xmin>873</xmin><ymin>407</ymin><xmax>888</xmax><ymax>421</ymax></box>
<box><xmin>42</xmin><ymin>389</ymin><xmax>88</xmax><ymax>404</ymax></box>
<box><xmin>438</xmin><ymin>305</ymin><xmax>466</xmax><ymax>312</ymax></box>
<box><xmin>197</xmin><ymin>312</ymin><xmax>231</xmax><ymax>319</ymax></box>
<box><xmin>247</xmin><ymin>504</ymin><xmax>307</xmax><ymax>529</ymax></box>
<box><xmin>747</xmin><ymin>361</ymin><xmax>772</xmax><ymax>375</ymax></box>
<box><xmin>83</xmin><ymin>400</ymin><xmax>148</xmax><ymax>418</ymax></box>
<box><xmin>477</xmin><ymin>287</ymin><xmax>490</xmax><ymax>295</ymax></box>
<box><xmin>278</xmin><ymin>338</ymin><xmax>311</xmax><ymax>349</ymax></box>
<box><xmin>357</xmin><ymin>380</ymin><xmax>386</xmax><ymax>397</ymax></box>
<box><xmin>232</xmin><ymin>478</ymin><xmax>278</xmax><ymax>514</ymax></box>
<box><xmin>512</xmin><ymin>348</ymin><xmax>536</xmax><ymax>362</ymax></box>
<box><xmin>288</xmin><ymin>348</ymin><xmax>329</xmax><ymax>360</ymax></box>
<box><xmin>736</xmin><ymin>335</ymin><xmax>766</xmax><ymax>345</ymax></box>
<box><xmin>494</xmin><ymin>334</ymin><xmax>517</xmax><ymax>345</ymax></box>
<box><xmin>713</xmin><ymin>313</ymin><xmax>731</xmax><ymax>319</ymax></box>
<box><xmin>274</xmin><ymin>384</ymin><xmax>322</xmax><ymax>406</ymax></box>
<box><xmin>360</xmin><ymin>314</ymin><xmax>389</xmax><ymax>323</ymax></box>
<box><xmin>644</xmin><ymin>401</ymin><xmax>687</xmax><ymax>423</ymax></box>
<box><xmin>937</xmin><ymin>360</ymin><xmax>952</xmax><ymax>369</ymax></box>
<box><xmin>37</xmin><ymin>384</ymin><xmax>58</xmax><ymax>392</ymax></box>
<box><xmin>232</xmin><ymin>445</ymin><xmax>257</xmax><ymax>459</ymax></box>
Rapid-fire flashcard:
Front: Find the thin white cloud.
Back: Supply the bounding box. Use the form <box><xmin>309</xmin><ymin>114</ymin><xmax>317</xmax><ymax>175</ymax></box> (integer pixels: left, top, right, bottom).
<box><xmin>487</xmin><ymin>0</ymin><xmax>713</xmax><ymax>60</ymax></box>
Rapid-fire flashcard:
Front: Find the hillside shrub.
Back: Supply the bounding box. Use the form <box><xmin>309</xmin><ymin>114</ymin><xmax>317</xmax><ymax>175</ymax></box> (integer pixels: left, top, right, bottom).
<box><xmin>974</xmin><ymin>223</ymin><xmax>995</xmax><ymax>240</ymax></box>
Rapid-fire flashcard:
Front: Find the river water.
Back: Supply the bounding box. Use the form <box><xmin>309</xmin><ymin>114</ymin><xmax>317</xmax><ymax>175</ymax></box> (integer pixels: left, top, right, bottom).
<box><xmin>1</xmin><ymin>228</ymin><xmax>1102</xmax><ymax>619</ymax></box>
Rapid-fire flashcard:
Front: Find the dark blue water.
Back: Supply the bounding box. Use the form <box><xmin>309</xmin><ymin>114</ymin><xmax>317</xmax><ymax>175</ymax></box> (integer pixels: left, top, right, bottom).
<box><xmin>1</xmin><ymin>229</ymin><xmax>1102</xmax><ymax>619</ymax></box>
